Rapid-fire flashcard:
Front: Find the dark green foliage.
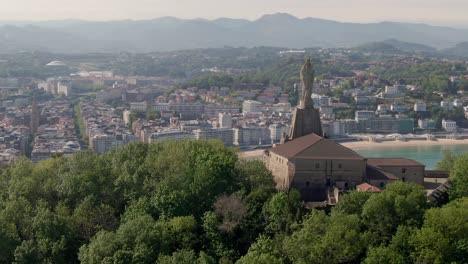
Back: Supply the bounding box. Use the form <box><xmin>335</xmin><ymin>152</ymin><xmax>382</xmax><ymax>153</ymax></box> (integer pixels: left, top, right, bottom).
<box><xmin>283</xmin><ymin>210</ymin><xmax>364</xmax><ymax>263</ymax></box>
<box><xmin>0</xmin><ymin>140</ymin><xmax>278</xmax><ymax>263</ymax></box>
<box><xmin>0</xmin><ymin>140</ymin><xmax>467</xmax><ymax>263</ymax></box>
<box><xmin>333</xmin><ymin>190</ymin><xmax>372</xmax><ymax>215</ymax></box>
<box><xmin>449</xmin><ymin>153</ymin><xmax>468</xmax><ymax>199</ymax></box>
<box><xmin>363</xmin><ymin>246</ymin><xmax>405</xmax><ymax>264</ymax></box>
<box><xmin>436</xmin><ymin>151</ymin><xmax>458</xmax><ymax>172</ymax></box>
<box><xmin>361</xmin><ymin>182</ymin><xmax>428</xmax><ymax>245</ymax></box>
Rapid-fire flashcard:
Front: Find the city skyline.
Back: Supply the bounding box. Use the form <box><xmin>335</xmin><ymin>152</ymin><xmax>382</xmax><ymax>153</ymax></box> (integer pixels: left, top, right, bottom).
<box><xmin>1</xmin><ymin>0</ymin><xmax>468</xmax><ymax>28</ymax></box>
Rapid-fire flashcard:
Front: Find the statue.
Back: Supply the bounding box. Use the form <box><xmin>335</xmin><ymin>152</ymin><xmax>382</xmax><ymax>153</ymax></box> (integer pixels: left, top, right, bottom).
<box><xmin>299</xmin><ymin>58</ymin><xmax>315</xmax><ymax>109</ymax></box>
<box><xmin>285</xmin><ymin>57</ymin><xmax>323</xmax><ymax>140</ymax></box>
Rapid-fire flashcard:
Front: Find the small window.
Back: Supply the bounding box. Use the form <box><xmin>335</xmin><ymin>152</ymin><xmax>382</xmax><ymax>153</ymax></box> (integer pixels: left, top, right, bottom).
<box><xmin>402</xmin><ymin>177</ymin><xmax>406</xmax><ymax>182</ymax></box>
<box><xmin>344</xmin><ymin>182</ymin><xmax>349</xmax><ymax>188</ymax></box>
<box><xmin>380</xmin><ymin>182</ymin><xmax>385</xmax><ymax>188</ymax></box>
<box><xmin>338</xmin><ymin>163</ymin><xmax>342</xmax><ymax>169</ymax></box>
<box><xmin>306</xmin><ymin>181</ymin><xmax>310</xmax><ymax>187</ymax></box>
<box><xmin>402</xmin><ymin>168</ymin><xmax>406</xmax><ymax>174</ymax></box>
<box><xmin>315</xmin><ymin>163</ymin><xmax>320</xmax><ymax>169</ymax></box>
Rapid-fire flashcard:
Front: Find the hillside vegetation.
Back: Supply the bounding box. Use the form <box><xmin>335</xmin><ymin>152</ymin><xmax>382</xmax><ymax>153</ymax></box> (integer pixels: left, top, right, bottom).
<box><xmin>0</xmin><ymin>140</ymin><xmax>466</xmax><ymax>263</ymax></box>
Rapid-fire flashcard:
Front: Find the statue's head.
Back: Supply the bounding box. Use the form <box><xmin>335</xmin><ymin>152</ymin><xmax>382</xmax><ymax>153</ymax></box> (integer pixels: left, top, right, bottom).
<box><xmin>305</xmin><ymin>57</ymin><xmax>311</xmax><ymax>65</ymax></box>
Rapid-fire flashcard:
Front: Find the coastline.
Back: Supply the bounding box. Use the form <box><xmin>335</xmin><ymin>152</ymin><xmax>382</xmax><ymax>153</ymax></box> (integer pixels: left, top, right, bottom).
<box><xmin>239</xmin><ymin>138</ymin><xmax>468</xmax><ymax>160</ymax></box>
<box><xmin>340</xmin><ymin>139</ymin><xmax>468</xmax><ymax>150</ymax></box>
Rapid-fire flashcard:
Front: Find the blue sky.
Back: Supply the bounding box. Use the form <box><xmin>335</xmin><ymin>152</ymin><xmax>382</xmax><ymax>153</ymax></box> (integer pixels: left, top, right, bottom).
<box><xmin>1</xmin><ymin>0</ymin><xmax>467</xmax><ymax>27</ymax></box>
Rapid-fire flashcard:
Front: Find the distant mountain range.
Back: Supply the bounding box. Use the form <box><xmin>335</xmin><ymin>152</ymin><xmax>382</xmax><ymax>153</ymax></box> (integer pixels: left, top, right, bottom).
<box><xmin>1</xmin><ymin>13</ymin><xmax>468</xmax><ymax>54</ymax></box>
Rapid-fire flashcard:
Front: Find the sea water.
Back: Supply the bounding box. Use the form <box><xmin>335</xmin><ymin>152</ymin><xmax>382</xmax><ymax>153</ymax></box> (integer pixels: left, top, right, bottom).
<box><xmin>354</xmin><ymin>144</ymin><xmax>468</xmax><ymax>170</ymax></box>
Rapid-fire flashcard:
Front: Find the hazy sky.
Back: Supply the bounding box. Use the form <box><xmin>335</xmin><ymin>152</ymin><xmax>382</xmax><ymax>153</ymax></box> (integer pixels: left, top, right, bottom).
<box><xmin>1</xmin><ymin>0</ymin><xmax>467</xmax><ymax>27</ymax></box>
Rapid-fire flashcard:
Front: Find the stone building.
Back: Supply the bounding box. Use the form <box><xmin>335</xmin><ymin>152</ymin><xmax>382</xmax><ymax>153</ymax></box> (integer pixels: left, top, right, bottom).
<box><xmin>263</xmin><ymin>60</ymin><xmax>427</xmax><ymax>204</ymax></box>
<box><xmin>263</xmin><ymin>133</ymin><xmax>426</xmax><ymax>203</ymax></box>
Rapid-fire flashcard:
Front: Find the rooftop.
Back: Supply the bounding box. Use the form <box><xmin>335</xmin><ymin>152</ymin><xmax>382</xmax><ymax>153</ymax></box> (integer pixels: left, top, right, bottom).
<box><xmin>356</xmin><ymin>183</ymin><xmax>382</xmax><ymax>192</ymax></box>
<box><xmin>367</xmin><ymin>158</ymin><xmax>425</xmax><ymax>167</ymax></box>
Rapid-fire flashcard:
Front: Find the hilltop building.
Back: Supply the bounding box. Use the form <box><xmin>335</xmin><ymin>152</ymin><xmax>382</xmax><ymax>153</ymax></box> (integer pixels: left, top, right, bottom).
<box><xmin>263</xmin><ymin>60</ymin><xmax>429</xmax><ymax>205</ymax></box>
<box><xmin>263</xmin><ymin>134</ymin><xmax>426</xmax><ymax>204</ymax></box>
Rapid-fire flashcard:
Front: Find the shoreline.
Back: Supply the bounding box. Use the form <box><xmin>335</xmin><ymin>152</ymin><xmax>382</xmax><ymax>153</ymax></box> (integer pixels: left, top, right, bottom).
<box><xmin>239</xmin><ymin>138</ymin><xmax>468</xmax><ymax>159</ymax></box>
<box><xmin>340</xmin><ymin>139</ymin><xmax>468</xmax><ymax>150</ymax></box>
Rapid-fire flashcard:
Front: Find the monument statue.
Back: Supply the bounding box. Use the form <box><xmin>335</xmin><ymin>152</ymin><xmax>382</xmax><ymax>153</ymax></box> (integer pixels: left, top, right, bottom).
<box><xmin>299</xmin><ymin>58</ymin><xmax>315</xmax><ymax>108</ymax></box>
<box><xmin>286</xmin><ymin>58</ymin><xmax>323</xmax><ymax>141</ymax></box>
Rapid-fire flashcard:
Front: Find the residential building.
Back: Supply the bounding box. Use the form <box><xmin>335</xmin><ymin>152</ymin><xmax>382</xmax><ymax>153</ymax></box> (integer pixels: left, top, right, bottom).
<box><xmin>219</xmin><ymin>113</ymin><xmax>233</xmax><ymax>128</ymax></box>
<box><xmin>57</xmin><ymin>81</ymin><xmax>72</xmax><ymax>96</ymax></box>
<box><xmin>418</xmin><ymin>119</ymin><xmax>436</xmax><ymax>130</ymax></box>
<box><xmin>91</xmin><ymin>134</ymin><xmax>138</xmax><ymax>154</ymax></box>
<box><xmin>148</xmin><ymin>130</ymin><xmax>192</xmax><ymax>143</ymax></box>
<box><xmin>441</xmin><ymin>101</ymin><xmax>454</xmax><ymax>110</ymax></box>
<box><xmin>414</xmin><ymin>103</ymin><xmax>427</xmax><ymax>112</ymax></box>
<box><xmin>123</xmin><ymin>110</ymin><xmax>132</xmax><ymax>127</ymax></box>
<box><xmin>454</xmin><ymin>99</ymin><xmax>464</xmax><ymax>108</ymax></box>
<box><xmin>193</xmin><ymin>128</ymin><xmax>234</xmax><ymax>146</ymax></box>
<box><xmin>130</xmin><ymin>101</ymin><xmax>148</xmax><ymax>111</ymax></box>
<box><xmin>390</xmin><ymin>103</ymin><xmax>407</xmax><ymax>113</ymax></box>
<box><xmin>442</xmin><ymin>119</ymin><xmax>457</xmax><ymax>132</ymax></box>
<box><xmin>234</xmin><ymin>126</ymin><xmax>271</xmax><ymax>146</ymax></box>
<box><xmin>269</xmin><ymin>124</ymin><xmax>289</xmax><ymax>144</ymax></box>
<box><xmin>242</xmin><ymin>100</ymin><xmax>262</xmax><ymax>115</ymax></box>
<box><xmin>355</xmin><ymin>110</ymin><xmax>375</xmax><ymax>122</ymax></box>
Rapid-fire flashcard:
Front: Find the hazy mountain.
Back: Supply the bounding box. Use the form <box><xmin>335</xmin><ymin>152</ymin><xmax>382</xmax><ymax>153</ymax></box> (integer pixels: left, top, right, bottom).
<box><xmin>1</xmin><ymin>13</ymin><xmax>468</xmax><ymax>53</ymax></box>
<box><xmin>443</xmin><ymin>42</ymin><xmax>468</xmax><ymax>58</ymax></box>
<box><xmin>355</xmin><ymin>39</ymin><xmax>437</xmax><ymax>53</ymax></box>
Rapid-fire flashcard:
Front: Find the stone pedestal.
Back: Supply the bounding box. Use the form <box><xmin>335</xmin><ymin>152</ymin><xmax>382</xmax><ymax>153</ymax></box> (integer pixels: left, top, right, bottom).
<box><xmin>288</xmin><ymin>106</ymin><xmax>323</xmax><ymax>140</ymax></box>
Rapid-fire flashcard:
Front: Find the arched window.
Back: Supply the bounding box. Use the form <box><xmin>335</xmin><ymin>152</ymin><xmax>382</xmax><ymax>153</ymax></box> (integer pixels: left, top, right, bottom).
<box><xmin>380</xmin><ymin>182</ymin><xmax>385</xmax><ymax>188</ymax></box>
<box><xmin>401</xmin><ymin>168</ymin><xmax>406</xmax><ymax>174</ymax></box>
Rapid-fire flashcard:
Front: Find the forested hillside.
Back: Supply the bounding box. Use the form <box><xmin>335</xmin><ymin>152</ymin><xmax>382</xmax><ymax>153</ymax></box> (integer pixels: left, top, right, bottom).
<box><xmin>0</xmin><ymin>140</ymin><xmax>466</xmax><ymax>263</ymax></box>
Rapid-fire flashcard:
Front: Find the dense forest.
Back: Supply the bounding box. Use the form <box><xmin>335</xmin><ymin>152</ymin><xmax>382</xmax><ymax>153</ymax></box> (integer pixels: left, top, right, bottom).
<box><xmin>0</xmin><ymin>140</ymin><xmax>466</xmax><ymax>263</ymax></box>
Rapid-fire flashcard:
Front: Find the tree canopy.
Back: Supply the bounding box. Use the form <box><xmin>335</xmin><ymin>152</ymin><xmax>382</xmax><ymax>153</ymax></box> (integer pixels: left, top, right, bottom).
<box><xmin>0</xmin><ymin>140</ymin><xmax>467</xmax><ymax>263</ymax></box>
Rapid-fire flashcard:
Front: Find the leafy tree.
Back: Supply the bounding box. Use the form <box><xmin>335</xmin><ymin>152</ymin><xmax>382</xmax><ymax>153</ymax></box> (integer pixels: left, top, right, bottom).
<box><xmin>410</xmin><ymin>198</ymin><xmax>468</xmax><ymax>263</ymax></box>
<box><xmin>157</xmin><ymin>250</ymin><xmax>216</xmax><ymax>264</ymax></box>
<box><xmin>0</xmin><ymin>220</ymin><xmax>20</xmax><ymax>263</ymax></box>
<box><xmin>283</xmin><ymin>211</ymin><xmax>364</xmax><ymax>263</ymax></box>
<box><xmin>449</xmin><ymin>153</ymin><xmax>468</xmax><ymax>199</ymax></box>
<box><xmin>262</xmin><ymin>190</ymin><xmax>302</xmax><ymax>235</ymax></box>
<box><xmin>410</xmin><ymin>227</ymin><xmax>451</xmax><ymax>264</ymax></box>
<box><xmin>361</xmin><ymin>182</ymin><xmax>427</xmax><ymax>245</ymax></box>
<box><xmin>236</xmin><ymin>235</ymin><xmax>284</xmax><ymax>264</ymax></box>
<box><xmin>364</xmin><ymin>246</ymin><xmax>405</xmax><ymax>264</ymax></box>
<box><xmin>202</xmin><ymin>211</ymin><xmax>238</xmax><ymax>261</ymax></box>
<box><xmin>333</xmin><ymin>190</ymin><xmax>372</xmax><ymax>215</ymax></box>
<box><xmin>435</xmin><ymin>151</ymin><xmax>458</xmax><ymax>172</ymax></box>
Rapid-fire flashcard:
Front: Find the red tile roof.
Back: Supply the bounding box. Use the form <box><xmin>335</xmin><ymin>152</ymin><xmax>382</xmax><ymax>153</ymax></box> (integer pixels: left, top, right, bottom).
<box><xmin>357</xmin><ymin>183</ymin><xmax>381</xmax><ymax>192</ymax></box>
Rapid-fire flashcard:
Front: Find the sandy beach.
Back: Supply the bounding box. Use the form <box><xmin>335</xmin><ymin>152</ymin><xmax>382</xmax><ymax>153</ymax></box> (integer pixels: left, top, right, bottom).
<box><xmin>340</xmin><ymin>139</ymin><xmax>468</xmax><ymax>150</ymax></box>
<box><xmin>239</xmin><ymin>138</ymin><xmax>468</xmax><ymax>160</ymax></box>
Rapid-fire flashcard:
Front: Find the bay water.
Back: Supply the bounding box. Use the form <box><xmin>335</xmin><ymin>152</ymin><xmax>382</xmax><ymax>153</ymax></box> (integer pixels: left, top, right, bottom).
<box><xmin>354</xmin><ymin>144</ymin><xmax>468</xmax><ymax>170</ymax></box>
